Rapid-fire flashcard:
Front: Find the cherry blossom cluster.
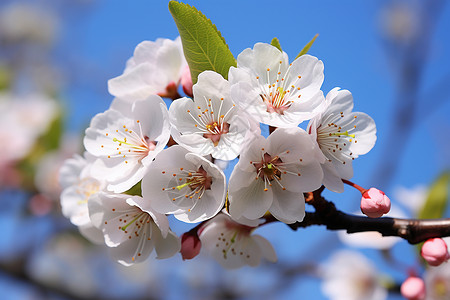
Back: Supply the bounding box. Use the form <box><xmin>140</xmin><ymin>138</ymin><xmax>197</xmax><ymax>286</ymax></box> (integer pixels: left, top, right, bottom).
<box><xmin>59</xmin><ymin>36</ymin><xmax>378</xmax><ymax>269</ymax></box>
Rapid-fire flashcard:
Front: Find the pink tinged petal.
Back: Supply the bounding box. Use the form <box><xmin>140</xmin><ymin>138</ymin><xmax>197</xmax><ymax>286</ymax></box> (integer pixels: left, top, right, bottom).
<box><xmin>421</xmin><ymin>238</ymin><xmax>450</xmax><ymax>266</ymax></box>
<box><xmin>175</xmin><ymin>154</ymin><xmax>226</xmax><ymax>223</ymax></box>
<box><xmin>401</xmin><ymin>277</ymin><xmax>426</xmax><ymax>300</ymax></box>
<box><xmin>84</xmin><ymin>96</ymin><xmax>169</xmax><ymax>193</ymax></box>
<box><xmin>199</xmin><ymin>214</ymin><xmax>275</xmax><ymax>269</ymax></box>
<box><xmin>269</xmin><ymin>184</ymin><xmax>306</xmax><ymax>224</ymax></box>
<box><xmin>180</xmin><ymin>231</ymin><xmax>202</xmax><ymax>260</ymax></box>
<box><xmin>209</xmin><ymin>113</ymin><xmax>250</xmax><ymax>160</ymax></box>
<box><xmin>109</xmin><ymin>37</ymin><xmax>186</xmax><ymax>101</ymax></box>
<box><xmin>266</xmin><ymin>127</ymin><xmax>323</xmax><ymax>193</ymax></box>
<box><xmin>132</xmin><ymin>96</ymin><xmax>170</xmax><ymax>145</ymax></box>
<box><xmin>142</xmin><ymin>145</ymin><xmax>196</xmax><ymax>212</ymax></box>
<box><xmin>143</xmin><ymin>146</ymin><xmax>226</xmax><ymax>223</ymax></box>
<box><xmin>236</xmin><ymin>134</ymin><xmax>268</xmax><ymax>173</ymax></box>
<box><xmin>360</xmin><ymin>188</ymin><xmax>391</xmax><ymax>218</ymax></box>
<box><xmin>180</xmin><ymin>65</ymin><xmax>193</xmax><ymax>97</ymax></box>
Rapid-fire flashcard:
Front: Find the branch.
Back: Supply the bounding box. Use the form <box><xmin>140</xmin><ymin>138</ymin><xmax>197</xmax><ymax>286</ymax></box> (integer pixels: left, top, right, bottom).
<box><xmin>288</xmin><ymin>189</ymin><xmax>450</xmax><ymax>244</ymax></box>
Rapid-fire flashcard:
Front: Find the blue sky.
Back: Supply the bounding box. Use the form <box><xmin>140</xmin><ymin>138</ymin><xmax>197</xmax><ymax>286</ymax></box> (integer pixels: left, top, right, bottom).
<box><xmin>1</xmin><ymin>0</ymin><xmax>450</xmax><ymax>299</ymax></box>
<box><xmin>60</xmin><ymin>1</ymin><xmax>450</xmax><ymax>298</ymax></box>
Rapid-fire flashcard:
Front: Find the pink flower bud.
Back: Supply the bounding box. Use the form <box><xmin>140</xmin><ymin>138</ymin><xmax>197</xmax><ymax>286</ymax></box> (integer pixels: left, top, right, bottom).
<box><xmin>180</xmin><ymin>230</ymin><xmax>201</xmax><ymax>260</ymax></box>
<box><xmin>401</xmin><ymin>276</ymin><xmax>426</xmax><ymax>300</ymax></box>
<box><xmin>421</xmin><ymin>238</ymin><xmax>450</xmax><ymax>266</ymax></box>
<box><xmin>180</xmin><ymin>65</ymin><xmax>193</xmax><ymax>97</ymax></box>
<box><xmin>360</xmin><ymin>188</ymin><xmax>391</xmax><ymax>218</ymax></box>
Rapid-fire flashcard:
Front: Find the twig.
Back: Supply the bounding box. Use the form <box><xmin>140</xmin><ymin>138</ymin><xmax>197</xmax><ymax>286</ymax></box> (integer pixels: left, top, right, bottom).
<box><xmin>289</xmin><ymin>189</ymin><xmax>450</xmax><ymax>244</ymax></box>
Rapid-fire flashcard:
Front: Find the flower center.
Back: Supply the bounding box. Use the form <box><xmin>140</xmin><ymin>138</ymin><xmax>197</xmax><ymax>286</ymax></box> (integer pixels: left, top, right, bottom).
<box><xmin>315</xmin><ymin>113</ymin><xmax>359</xmax><ymax>164</ymax></box>
<box><xmin>258</xmin><ymin>61</ymin><xmax>303</xmax><ymax>115</ymax></box>
<box><xmin>76</xmin><ymin>178</ymin><xmax>101</xmax><ymax>205</ymax></box>
<box><xmin>175</xmin><ymin>165</ymin><xmax>212</xmax><ymax>191</ymax></box>
<box><xmin>186</xmin><ymin>97</ymin><xmax>235</xmax><ymax>147</ymax></box>
<box><xmin>261</xmin><ymin>87</ymin><xmax>291</xmax><ymax>115</ymax></box>
<box><xmin>104</xmin><ymin>120</ymin><xmax>157</xmax><ymax>164</ymax></box>
<box><xmin>161</xmin><ymin>165</ymin><xmax>213</xmax><ymax>212</ymax></box>
<box><xmin>252</xmin><ymin>152</ymin><xmax>285</xmax><ymax>191</ymax></box>
<box><xmin>203</xmin><ymin>121</ymin><xmax>230</xmax><ymax>146</ymax></box>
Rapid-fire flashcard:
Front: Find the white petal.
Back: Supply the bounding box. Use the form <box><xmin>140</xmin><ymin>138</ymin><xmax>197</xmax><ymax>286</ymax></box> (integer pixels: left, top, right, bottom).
<box><xmin>109</xmin><ymin>223</ymin><xmax>154</xmax><ymax>266</ymax></box>
<box><xmin>125</xmin><ymin>196</ymin><xmax>170</xmax><ymax>238</ymax></box>
<box><xmin>321</xmin><ymin>160</ymin><xmax>345</xmax><ymax>193</ymax></box>
<box><xmin>324</xmin><ymin>88</ymin><xmax>354</xmax><ymax>115</ymax></box>
<box><xmin>252</xmin><ymin>234</ymin><xmax>277</xmax><ymax>263</ymax></box>
<box><xmin>60</xmin><ymin>186</ymin><xmax>90</xmax><ymax>226</ymax></box>
<box><xmin>78</xmin><ymin>223</ymin><xmax>104</xmax><ymax>245</ymax></box>
<box><xmin>348</xmin><ymin>112</ymin><xmax>376</xmax><ymax>155</ymax></box>
<box><xmin>153</xmin><ymin>229</ymin><xmax>181</xmax><ymax>259</ymax></box>
<box><xmin>193</xmin><ymin>71</ymin><xmax>230</xmax><ymax>100</ymax></box>
<box><xmin>237</xmin><ymin>43</ymin><xmax>288</xmax><ymax>79</ymax></box>
<box><xmin>108</xmin><ymin>63</ymin><xmax>161</xmax><ymax>100</ymax></box>
<box><xmin>288</xmin><ymin>54</ymin><xmax>324</xmax><ymax>101</ymax></box>
<box><xmin>269</xmin><ymin>184</ymin><xmax>305</xmax><ymax>223</ymax></box>
<box><xmin>229</xmin><ymin>176</ymin><xmax>272</xmax><ymax>220</ymax></box>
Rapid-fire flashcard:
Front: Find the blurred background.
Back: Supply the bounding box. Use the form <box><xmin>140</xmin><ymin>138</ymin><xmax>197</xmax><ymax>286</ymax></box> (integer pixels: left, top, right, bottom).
<box><xmin>0</xmin><ymin>0</ymin><xmax>449</xmax><ymax>299</ymax></box>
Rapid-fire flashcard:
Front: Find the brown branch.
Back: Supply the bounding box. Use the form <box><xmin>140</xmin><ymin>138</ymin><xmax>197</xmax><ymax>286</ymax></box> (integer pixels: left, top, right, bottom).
<box><xmin>288</xmin><ymin>189</ymin><xmax>450</xmax><ymax>244</ymax></box>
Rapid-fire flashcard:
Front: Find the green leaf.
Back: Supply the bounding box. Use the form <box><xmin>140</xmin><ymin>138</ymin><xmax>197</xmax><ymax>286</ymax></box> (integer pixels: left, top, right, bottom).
<box><xmin>124</xmin><ymin>181</ymin><xmax>142</xmax><ymax>197</ymax></box>
<box><xmin>169</xmin><ymin>1</ymin><xmax>236</xmax><ymax>84</ymax></box>
<box><xmin>418</xmin><ymin>172</ymin><xmax>450</xmax><ymax>219</ymax></box>
<box><xmin>295</xmin><ymin>34</ymin><xmax>319</xmax><ymax>60</ymax></box>
<box><xmin>0</xmin><ymin>67</ymin><xmax>11</xmax><ymax>91</ymax></box>
<box><xmin>270</xmin><ymin>37</ymin><xmax>282</xmax><ymax>52</ymax></box>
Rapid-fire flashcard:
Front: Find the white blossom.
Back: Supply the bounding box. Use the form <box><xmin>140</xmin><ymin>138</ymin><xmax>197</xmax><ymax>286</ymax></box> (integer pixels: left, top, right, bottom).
<box><xmin>58</xmin><ymin>153</ymin><xmax>105</xmax><ymax>244</ymax></box>
<box><xmin>228</xmin><ymin>127</ymin><xmax>323</xmax><ymax>223</ymax></box>
<box><xmin>0</xmin><ymin>92</ymin><xmax>58</xmax><ymax>164</ymax></box>
<box><xmin>425</xmin><ymin>260</ymin><xmax>450</xmax><ymax>300</ymax></box>
<box><xmin>142</xmin><ymin>145</ymin><xmax>226</xmax><ymax>223</ymax></box>
<box><xmin>169</xmin><ymin>71</ymin><xmax>258</xmax><ymax>160</ymax></box>
<box><xmin>108</xmin><ymin>37</ymin><xmax>188</xmax><ymax>101</ymax></box>
<box><xmin>0</xmin><ymin>3</ymin><xmax>58</xmax><ymax>45</ymax></box>
<box><xmin>84</xmin><ymin>96</ymin><xmax>170</xmax><ymax>193</ymax></box>
<box><xmin>199</xmin><ymin>213</ymin><xmax>276</xmax><ymax>269</ymax></box>
<box><xmin>89</xmin><ymin>193</ymin><xmax>180</xmax><ymax>266</ymax></box>
<box><xmin>307</xmin><ymin>88</ymin><xmax>376</xmax><ymax>192</ymax></box>
<box><xmin>321</xmin><ymin>250</ymin><xmax>387</xmax><ymax>300</ymax></box>
<box><xmin>229</xmin><ymin>42</ymin><xmax>325</xmax><ymax>128</ymax></box>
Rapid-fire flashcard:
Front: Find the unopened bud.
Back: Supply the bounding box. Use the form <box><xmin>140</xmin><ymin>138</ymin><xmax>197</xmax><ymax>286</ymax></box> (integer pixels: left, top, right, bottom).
<box><xmin>401</xmin><ymin>276</ymin><xmax>426</xmax><ymax>300</ymax></box>
<box><xmin>181</xmin><ymin>65</ymin><xmax>193</xmax><ymax>97</ymax></box>
<box><xmin>360</xmin><ymin>188</ymin><xmax>391</xmax><ymax>218</ymax></box>
<box><xmin>421</xmin><ymin>238</ymin><xmax>450</xmax><ymax>267</ymax></box>
<box><xmin>180</xmin><ymin>230</ymin><xmax>201</xmax><ymax>260</ymax></box>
